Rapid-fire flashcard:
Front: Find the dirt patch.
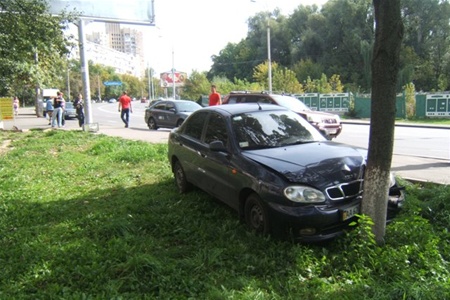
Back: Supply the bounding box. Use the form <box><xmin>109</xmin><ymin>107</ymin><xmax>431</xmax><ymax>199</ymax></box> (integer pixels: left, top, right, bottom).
<box><xmin>0</xmin><ymin>139</ymin><xmax>12</xmax><ymax>155</ymax></box>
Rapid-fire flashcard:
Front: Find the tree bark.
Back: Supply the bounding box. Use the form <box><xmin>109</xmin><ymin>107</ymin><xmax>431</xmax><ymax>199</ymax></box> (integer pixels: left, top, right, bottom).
<box><xmin>362</xmin><ymin>0</ymin><xmax>403</xmax><ymax>245</ymax></box>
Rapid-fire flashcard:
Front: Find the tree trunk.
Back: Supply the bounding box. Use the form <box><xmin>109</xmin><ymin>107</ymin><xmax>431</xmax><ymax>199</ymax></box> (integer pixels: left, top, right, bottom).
<box><xmin>362</xmin><ymin>0</ymin><xmax>403</xmax><ymax>245</ymax></box>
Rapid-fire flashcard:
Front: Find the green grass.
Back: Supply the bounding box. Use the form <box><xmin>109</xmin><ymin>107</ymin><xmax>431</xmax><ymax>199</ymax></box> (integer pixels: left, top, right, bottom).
<box><xmin>1</xmin><ymin>130</ymin><xmax>449</xmax><ymax>299</ymax></box>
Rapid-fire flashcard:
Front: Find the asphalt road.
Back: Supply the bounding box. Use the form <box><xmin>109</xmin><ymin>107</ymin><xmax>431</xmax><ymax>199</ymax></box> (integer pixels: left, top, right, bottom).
<box><xmin>2</xmin><ymin>103</ymin><xmax>449</xmax><ymax>185</ymax></box>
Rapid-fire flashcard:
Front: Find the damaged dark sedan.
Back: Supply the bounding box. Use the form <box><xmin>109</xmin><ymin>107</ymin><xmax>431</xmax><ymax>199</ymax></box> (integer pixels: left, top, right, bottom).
<box><xmin>167</xmin><ymin>103</ymin><xmax>405</xmax><ymax>242</ymax></box>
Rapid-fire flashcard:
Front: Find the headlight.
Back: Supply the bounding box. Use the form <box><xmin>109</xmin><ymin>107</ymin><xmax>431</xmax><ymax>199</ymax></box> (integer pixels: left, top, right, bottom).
<box><xmin>284</xmin><ymin>186</ymin><xmax>326</xmax><ymax>203</ymax></box>
<box><xmin>307</xmin><ymin>115</ymin><xmax>322</xmax><ymax>123</ymax></box>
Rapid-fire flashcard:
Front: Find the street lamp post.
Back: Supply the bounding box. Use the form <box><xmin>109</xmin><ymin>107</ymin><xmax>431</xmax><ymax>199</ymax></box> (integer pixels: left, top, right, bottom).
<box><xmin>266</xmin><ymin>19</ymin><xmax>272</xmax><ymax>93</ymax></box>
<box><xmin>172</xmin><ymin>48</ymin><xmax>176</xmax><ymax>99</ymax></box>
<box><xmin>251</xmin><ymin>0</ymin><xmax>272</xmax><ymax>93</ymax></box>
<box><xmin>147</xmin><ymin>63</ymin><xmax>153</xmax><ymax>101</ymax></box>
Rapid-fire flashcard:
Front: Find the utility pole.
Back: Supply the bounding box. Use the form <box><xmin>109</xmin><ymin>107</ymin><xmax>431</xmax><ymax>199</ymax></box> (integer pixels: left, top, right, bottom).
<box><xmin>267</xmin><ymin>18</ymin><xmax>272</xmax><ymax>93</ymax></box>
<box><xmin>172</xmin><ymin>48</ymin><xmax>176</xmax><ymax>99</ymax></box>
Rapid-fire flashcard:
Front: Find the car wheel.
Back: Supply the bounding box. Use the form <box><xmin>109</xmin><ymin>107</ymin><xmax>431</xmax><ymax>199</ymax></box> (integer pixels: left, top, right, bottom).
<box><xmin>148</xmin><ymin>117</ymin><xmax>158</xmax><ymax>130</ymax></box>
<box><xmin>173</xmin><ymin>160</ymin><xmax>191</xmax><ymax>193</ymax></box>
<box><xmin>176</xmin><ymin>119</ymin><xmax>184</xmax><ymax>127</ymax></box>
<box><xmin>244</xmin><ymin>193</ymin><xmax>269</xmax><ymax>235</ymax></box>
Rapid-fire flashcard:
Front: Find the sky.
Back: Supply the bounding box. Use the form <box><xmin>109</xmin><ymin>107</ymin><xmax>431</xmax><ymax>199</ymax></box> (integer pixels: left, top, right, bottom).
<box><xmin>82</xmin><ymin>0</ymin><xmax>328</xmax><ymax>76</ymax></box>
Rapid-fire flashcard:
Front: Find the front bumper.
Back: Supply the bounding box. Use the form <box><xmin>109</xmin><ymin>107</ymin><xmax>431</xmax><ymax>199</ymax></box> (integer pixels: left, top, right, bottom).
<box><xmin>267</xmin><ymin>199</ymin><xmax>361</xmax><ymax>242</ymax></box>
<box><xmin>319</xmin><ymin>125</ymin><xmax>343</xmax><ymax>139</ymax></box>
<box><xmin>265</xmin><ymin>184</ymin><xmax>405</xmax><ymax>243</ymax></box>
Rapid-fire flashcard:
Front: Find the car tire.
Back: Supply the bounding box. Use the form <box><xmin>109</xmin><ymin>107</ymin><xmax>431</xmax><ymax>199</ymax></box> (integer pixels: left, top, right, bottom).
<box><xmin>148</xmin><ymin>117</ymin><xmax>158</xmax><ymax>130</ymax></box>
<box><xmin>176</xmin><ymin>119</ymin><xmax>184</xmax><ymax>127</ymax></box>
<box><xmin>244</xmin><ymin>193</ymin><xmax>269</xmax><ymax>235</ymax></box>
<box><xmin>173</xmin><ymin>160</ymin><xmax>191</xmax><ymax>193</ymax></box>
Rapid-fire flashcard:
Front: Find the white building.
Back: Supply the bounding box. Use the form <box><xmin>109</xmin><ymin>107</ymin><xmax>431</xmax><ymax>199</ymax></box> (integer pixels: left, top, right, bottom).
<box><xmin>70</xmin><ymin>40</ymin><xmax>143</xmax><ymax>78</ymax></box>
<box><xmin>71</xmin><ymin>22</ymin><xmax>146</xmax><ymax>78</ymax></box>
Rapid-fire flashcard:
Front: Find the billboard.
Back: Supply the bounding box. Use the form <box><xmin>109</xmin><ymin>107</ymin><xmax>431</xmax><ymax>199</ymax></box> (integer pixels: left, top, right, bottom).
<box><xmin>0</xmin><ymin>97</ymin><xmax>14</xmax><ymax>121</ymax></box>
<box><xmin>160</xmin><ymin>71</ymin><xmax>187</xmax><ymax>87</ymax></box>
<box><xmin>48</xmin><ymin>0</ymin><xmax>155</xmax><ymax>25</ymax></box>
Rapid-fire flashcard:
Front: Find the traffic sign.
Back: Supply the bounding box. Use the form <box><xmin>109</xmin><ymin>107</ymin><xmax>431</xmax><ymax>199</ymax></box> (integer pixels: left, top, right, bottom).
<box><xmin>103</xmin><ymin>81</ymin><xmax>123</xmax><ymax>86</ymax></box>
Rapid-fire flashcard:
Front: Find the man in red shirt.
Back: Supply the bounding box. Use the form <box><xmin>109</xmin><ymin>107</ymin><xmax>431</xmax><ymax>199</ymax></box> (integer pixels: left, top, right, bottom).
<box><xmin>208</xmin><ymin>84</ymin><xmax>222</xmax><ymax>106</ymax></box>
<box><xmin>118</xmin><ymin>91</ymin><xmax>133</xmax><ymax>128</ymax></box>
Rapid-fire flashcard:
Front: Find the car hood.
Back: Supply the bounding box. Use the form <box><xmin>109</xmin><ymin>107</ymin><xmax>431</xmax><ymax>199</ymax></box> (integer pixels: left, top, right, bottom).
<box><xmin>293</xmin><ymin>108</ymin><xmax>339</xmax><ymax>119</ymax></box>
<box><xmin>242</xmin><ymin>142</ymin><xmax>365</xmax><ymax>186</ymax></box>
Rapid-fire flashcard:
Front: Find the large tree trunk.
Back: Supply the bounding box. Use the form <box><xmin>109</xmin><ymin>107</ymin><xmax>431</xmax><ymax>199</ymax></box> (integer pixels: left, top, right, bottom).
<box><xmin>362</xmin><ymin>0</ymin><xmax>403</xmax><ymax>245</ymax></box>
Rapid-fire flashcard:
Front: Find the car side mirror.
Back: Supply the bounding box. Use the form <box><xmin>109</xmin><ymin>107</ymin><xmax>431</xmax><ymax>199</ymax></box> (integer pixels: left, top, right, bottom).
<box><xmin>169</xmin><ymin>108</ymin><xmax>176</xmax><ymax>112</ymax></box>
<box><xmin>209</xmin><ymin>140</ymin><xmax>227</xmax><ymax>152</ymax></box>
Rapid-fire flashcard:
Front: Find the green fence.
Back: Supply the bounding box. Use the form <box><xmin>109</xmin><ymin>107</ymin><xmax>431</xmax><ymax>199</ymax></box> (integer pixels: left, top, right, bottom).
<box><xmin>354</xmin><ymin>94</ymin><xmax>406</xmax><ymax>118</ymax></box>
<box><xmin>424</xmin><ymin>94</ymin><xmax>450</xmax><ymax>117</ymax></box>
<box><xmin>295</xmin><ymin>93</ymin><xmax>351</xmax><ymax>112</ymax></box>
<box><xmin>295</xmin><ymin>92</ymin><xmax>449</xmax><ymax>119</ymax></box>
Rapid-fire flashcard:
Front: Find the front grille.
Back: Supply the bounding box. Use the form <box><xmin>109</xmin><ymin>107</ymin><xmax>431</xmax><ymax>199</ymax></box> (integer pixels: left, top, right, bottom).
<box><xmin>326</xmin><ymin>179</ymin><xmax>364</xmax><ymax>200</ymax></box>
<box><xmin>323</xmin><ymin>118</ymin><xmax>338</xmax><ymax>124</ymax></box>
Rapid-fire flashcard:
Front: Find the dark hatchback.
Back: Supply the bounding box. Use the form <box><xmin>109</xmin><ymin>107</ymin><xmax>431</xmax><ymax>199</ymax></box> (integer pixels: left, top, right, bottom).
<box><xmin>167</xmin><ymin>103</ymin><xmax>404</xmax><ymax>242</ymax></box>
<box><xmin>145</xmin><ymin>100</ymin><xmax>202</xmax><ymax>130</ymax></box>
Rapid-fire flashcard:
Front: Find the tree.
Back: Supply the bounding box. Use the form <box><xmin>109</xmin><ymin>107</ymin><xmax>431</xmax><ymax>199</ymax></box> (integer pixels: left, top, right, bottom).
<box><xmin>0</xmin><ymin>0</ymin><xmax>77</xmax><ymax>116</ymax></box>
<box><xmin>316</xmin><ymin>74</ymin><xmax>332</xmax><ymax>93</ymax></box>
<box><xmin>401</xmin><ymin>0</ymin><xmax>450</xmax><ymax>91</ymax></box>
<box><xmin>272</xmin><ymin>68</ymin><xmax>303</xmax><ymax>94</ymax></box>
<box><xmin>252</xmin><ymin>61</ymin><xmax>278</xmax><ymax>90</ymax></box>
<box><xmin>362</xmin><ymin>0</ymin><xmax>403</xmax><ymax>245</ymax></box>
<box><xmin>292</xmin><ymin>59</ymin><xmax>324</xmax><ymax>84</ymax></box>
<box><xmin>182</xmin><ymin>70</ymin><xmax>211</xmax><ymax>100</ymax></box>
<box><xmin>329</xmin><ymin>74</ymin><xmax>344</xmax><ymax>92</ymax></box>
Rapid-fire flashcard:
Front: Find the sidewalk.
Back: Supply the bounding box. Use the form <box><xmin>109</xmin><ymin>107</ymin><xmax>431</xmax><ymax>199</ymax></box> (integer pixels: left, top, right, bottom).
<box><xmin>2</xmin><ymin>107</ymin><xmax>449</xmax><ymax>185</ymax></box>
<box><xmin>342</xmin><ymin>119</ymin><xmax>450</xmax><ymax>129</ymax></box>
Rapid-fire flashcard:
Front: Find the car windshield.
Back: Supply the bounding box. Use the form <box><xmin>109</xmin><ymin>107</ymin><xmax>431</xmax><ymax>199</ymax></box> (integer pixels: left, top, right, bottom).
<box><xmin>271</xmin><ymin>95</ymin><xmax>311</xmax><ymax>112</ymax></box>
<box><xmin>65</xmin><ymin>102</ymin><xmax>74</xmax><ymax>109</ymax></box>
<box><xmin>231</xmin><ymin>109</ymin><xmax>325</xmax><ymax>150</ymax></box>
<box><xmin>176</xmin><ymin>101</ymin><xmax>201</xmax><ymax>112</ymax></box>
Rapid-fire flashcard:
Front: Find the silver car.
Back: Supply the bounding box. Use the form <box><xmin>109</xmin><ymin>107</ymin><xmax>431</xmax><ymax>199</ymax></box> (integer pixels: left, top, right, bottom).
<box><xmin>63</xmin><ymin>102</ymin><xmax>77</xmax><ymax>119</ymax></box>
<box><xmin>145</xmin><ymin>100</ymin><xmax>202</xmax><ymax>130</ymax></box>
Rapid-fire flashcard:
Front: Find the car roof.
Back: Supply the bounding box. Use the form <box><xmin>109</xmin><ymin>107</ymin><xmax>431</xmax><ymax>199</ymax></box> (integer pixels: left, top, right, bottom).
<box><xmin>159</xmin><ymin>99</ymin><xmax>199</xmax><ymax>104</ymax></box>
<box><xmin>201</xmin><ymin>103</ymin><xmax>287</xmax><ymax>115</ymax></box>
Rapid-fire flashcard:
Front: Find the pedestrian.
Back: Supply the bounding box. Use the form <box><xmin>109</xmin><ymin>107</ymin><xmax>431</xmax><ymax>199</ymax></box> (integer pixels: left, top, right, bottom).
<box><xmin>73</xmin><ymin>93</ymin><xmax>85</xmax><ymax>128</ymax></box>
<box><xmin>208</xmin><ymin>84</ymin><xmax>222</xmax><ymax>106</ymax></box>
<box><xmin>52</xmin><ymin>92</ymin><xmax>64</xmax><ymax>128</ymax></box>
<box><xmin>13</xmin><ymin>96</ymin><xmax>20</xmax><ymax>116</ymax></box>
<box><xmin>60</xmin><ymin>93</ymin><xmax>66</xmax><ymax>127</ymax></box>
<box><xmin>118</xmin><ymin>91</ymin><xmax>133</xmax><ymax>128</ymax></box>
<box><xmin>46</xmin><ymin>98</ymin><xmax>54</xmax><ymax>125</ymax></box>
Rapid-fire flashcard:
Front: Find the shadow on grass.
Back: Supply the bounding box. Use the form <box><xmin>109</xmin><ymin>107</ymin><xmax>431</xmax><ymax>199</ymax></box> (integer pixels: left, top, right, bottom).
<box><xmin>2</xmin><ymin>177</ymin><xmax>326</xmax><ymax>298</ymax></box>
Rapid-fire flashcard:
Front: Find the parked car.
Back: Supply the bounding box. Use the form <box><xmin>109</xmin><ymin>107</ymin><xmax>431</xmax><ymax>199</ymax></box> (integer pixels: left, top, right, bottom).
<box><xmin>145</xmin><ymin>100</ymin><xmax>202</xmax><ymax>130</ymax></box>
<box><xmin>167</xmin><ymin>103</ymin><xmax>405</xmax><ymax>242</ymax></box>
<box><xmin>108</xmin><ymin>98</ymin><xmax>117</xmax><ymax>103</ymax></box>
<box><xmin>147</xmin><ymin>99</ymin><xmax>163</xmax><ymax>108</ymax></box>
<box><xmin>222</xmin><ymin>91</ymin><xmax>342</xmax><ymax>140</ymax></box>
<box><xmin>63</xmin><ymin>102</ymin><xmax>77</xmax><ymax>119</ymax></box>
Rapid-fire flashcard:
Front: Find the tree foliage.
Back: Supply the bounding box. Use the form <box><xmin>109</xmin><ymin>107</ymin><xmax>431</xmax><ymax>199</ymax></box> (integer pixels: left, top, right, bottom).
<box><xmin>0</xmin><ymin>0</ymin><xmax>77</xmax><ymax>97</ymax></box>
<box><xmin>210</xmin><ymin>0</ymin><xmax>450</xmax><ymax>93</ymax></box>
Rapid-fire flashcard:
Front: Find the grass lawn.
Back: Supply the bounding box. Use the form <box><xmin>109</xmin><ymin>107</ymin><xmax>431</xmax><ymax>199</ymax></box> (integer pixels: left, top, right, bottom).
<box><xmin>1</xmin><ymin>129</ymin><xmax>449</xmax><ymax>299</ymax></box>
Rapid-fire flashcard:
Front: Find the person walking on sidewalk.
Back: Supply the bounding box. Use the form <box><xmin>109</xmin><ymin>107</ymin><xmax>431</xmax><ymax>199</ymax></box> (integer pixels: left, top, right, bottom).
<box><xmin>60</xmin><ymin>94</ymin><xmax>66</xmax><ymax>127</ymax></box>
<box><xmin>208</xmin><ymin>85</ymin><xmax>222</xmax><ymax>106</ymax></box>
<box><xmin>73</xmin><ymin>93</ymin><xmax>85</xmax><ymax>128</ymax></box>
<box><xmin>45</xmin><ymin>98</ymin><xmax>54</xmax><ymax>125</ymax></box>
<box><xmin>13</xmin><ymin>96</ymin><xmax>20</xmax><ymax>116</ymax></box>
<box><xmin>118</xmin><ymin>91</ymin><xmax>132</xmax><ymax>128</ymax></box>
<box><xmin>52</xmin><ymin>91</ymin><xmax>64</xmax><ymax>128</ymax></box>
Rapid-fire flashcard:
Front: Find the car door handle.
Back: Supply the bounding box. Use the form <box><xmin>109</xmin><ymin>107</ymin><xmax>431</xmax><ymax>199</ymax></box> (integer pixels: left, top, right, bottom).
<box><xmin>197</xmin><ymin>151</ymin><xmax>207</xmax><ymax>158</ymax></box>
